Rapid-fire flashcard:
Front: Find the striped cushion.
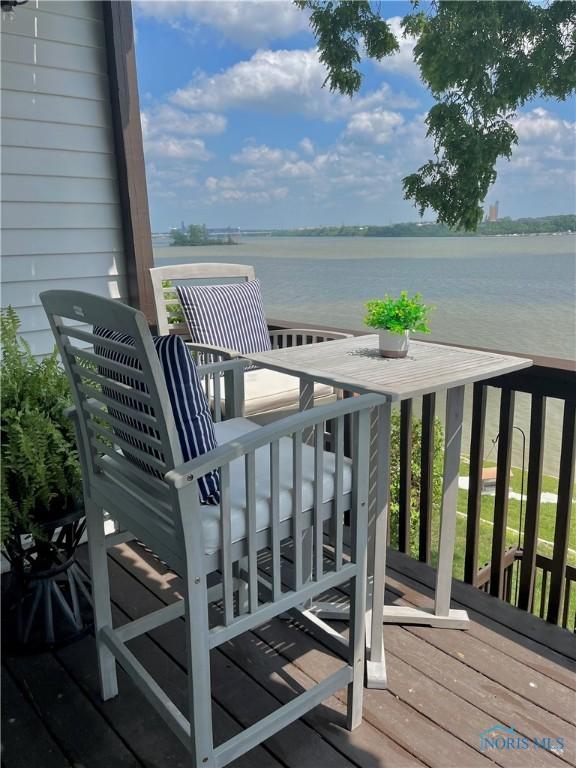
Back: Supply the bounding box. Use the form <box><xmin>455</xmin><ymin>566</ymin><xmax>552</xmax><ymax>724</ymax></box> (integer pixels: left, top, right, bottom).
<box><xmin>93</xmin><ymin>327</ymin><xmax>220</xmax><ymax>504</ymax></box>
<box><xmin>176</xmin><ymin>279</ymin><xmax>272</xmax><ymax>356</ymax></box>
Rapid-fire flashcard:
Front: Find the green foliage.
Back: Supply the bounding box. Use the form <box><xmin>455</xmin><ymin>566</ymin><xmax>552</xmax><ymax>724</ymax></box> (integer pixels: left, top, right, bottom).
<box><xmin>297</xmin><ymin>0</ymin><xmax>576</xmax><ymax>231</ymax></box>
<box><xmin>388</xmin><ymin>408</ymin><xmax>444</xmax><ymax>558</ymax></box>
<box><xmin>169</xmin><ymin>224</ymin><xmax>235</xmax><ymax>247</ymax></box>
<box><xmin>161</xmin><ymin>279</ymin><xmax>185</xmax><ymax>325</ymax></box>
<box><xmin>364</xmin><ymin>292</ymin><xmax>433</xmax><ymax>334</ymax></box>
<box><xmin>294</xmin><ymin>0</ymin><xmax>398</xmax><ymax>95</ymax></box>
<box><xmin>268</xmin><ymin>214</ymin><xmax>576</xmax><ymax>238</ymax></box>
<box><xmin>1</xmin><ymin>308</ymin><xmax>82</xmax><ymax>545</ymax></box>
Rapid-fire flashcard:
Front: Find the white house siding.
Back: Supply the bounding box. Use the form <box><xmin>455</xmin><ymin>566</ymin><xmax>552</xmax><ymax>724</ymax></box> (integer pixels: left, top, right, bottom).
<box><xmin>1</xmin><ymin>0</ymin><xmax>128</xmax><ymax>356</ymax></box>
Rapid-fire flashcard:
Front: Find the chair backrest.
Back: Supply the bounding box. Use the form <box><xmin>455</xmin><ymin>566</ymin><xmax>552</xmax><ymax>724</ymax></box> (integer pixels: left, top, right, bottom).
<box><xmin>40</xmin><ymin>290</ymin><xmax>185</xmax><ymax>559</ymax></box>
<box><xmin>150</xmin><ymin>263</ymin><xmax>256</xmax><ymax>335</ymax></box>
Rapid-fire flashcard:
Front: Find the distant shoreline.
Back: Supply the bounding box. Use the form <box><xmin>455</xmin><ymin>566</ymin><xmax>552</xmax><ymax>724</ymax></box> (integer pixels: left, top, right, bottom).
<box><xmin>153</xmin><ymin>215</ymin><xmax>575</xmax><ymax>241</ymax></box>
<box><xmin>265</xmin><ymin>215</ymin><xmax>576</xmax><ymax>239</ymax></box>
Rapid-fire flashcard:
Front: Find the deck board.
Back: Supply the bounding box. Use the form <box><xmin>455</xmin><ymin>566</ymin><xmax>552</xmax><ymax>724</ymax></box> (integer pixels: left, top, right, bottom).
<box><xmin>2</xmin><ymin>541</ymin><xmax>575</xmax><ymax>768</ymax></box>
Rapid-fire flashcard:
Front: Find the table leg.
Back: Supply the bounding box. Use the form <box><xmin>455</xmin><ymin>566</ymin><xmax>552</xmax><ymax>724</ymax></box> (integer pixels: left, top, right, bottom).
<box><xmin>380</xmin><ymin>387</ymin><xmax>470</xmax><ymax>629</ymax></box>
<box><xmin>434</xmin><ymin>385</ymin><xmax>468</xmax><ymax>619</ymax></box>
<box><xmin>366</xmin><ymin>402</ymin><xmax>391</xmax><ymax>689</ymax></box>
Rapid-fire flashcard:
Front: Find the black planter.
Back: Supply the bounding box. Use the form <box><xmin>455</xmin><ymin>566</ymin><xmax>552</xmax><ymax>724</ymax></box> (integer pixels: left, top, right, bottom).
<box><xmin>1</xmin><ymin>503</ymin><xmax>93</xmax><ymax>654</ymax></box>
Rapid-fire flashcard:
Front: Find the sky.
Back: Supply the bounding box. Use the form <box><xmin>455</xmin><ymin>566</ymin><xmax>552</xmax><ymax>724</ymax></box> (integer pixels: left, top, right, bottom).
<box><xmin>133</xmin><ymin>1</ymin><xmax>576</xmax><ymax>231</ymax></box>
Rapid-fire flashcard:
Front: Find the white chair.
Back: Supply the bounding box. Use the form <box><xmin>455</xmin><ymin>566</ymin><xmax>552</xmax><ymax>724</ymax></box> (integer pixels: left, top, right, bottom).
<box><xmin>149</xmin><ymin>263</ymin><xmax>350</xmax><ymax>419</ymax></box>
<box><xmin>41</xmin><ymin>290</ymin><xmax>382</xmax><ymax>768</ymax></box>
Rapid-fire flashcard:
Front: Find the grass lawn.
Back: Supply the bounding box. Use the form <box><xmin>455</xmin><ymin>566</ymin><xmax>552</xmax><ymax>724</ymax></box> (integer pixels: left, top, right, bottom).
<box><xmin>424</xmin><ymin>459</ymin><xmax>576</xmax><ymax>629</ymax></box>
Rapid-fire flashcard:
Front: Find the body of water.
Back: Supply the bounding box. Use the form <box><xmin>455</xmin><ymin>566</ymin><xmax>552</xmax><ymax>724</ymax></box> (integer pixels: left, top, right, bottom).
<box><xmin>155</xmin><ymin>234</ymin><xmax>575</xmax><ymax>477</ymax></box>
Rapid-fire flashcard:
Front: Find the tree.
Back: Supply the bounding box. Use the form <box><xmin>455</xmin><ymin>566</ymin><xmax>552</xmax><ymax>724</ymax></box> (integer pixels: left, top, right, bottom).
<box><xmin>296</xmin><ymin>0</ymin><xmax>576</xmax><ymax>230</ymax></box>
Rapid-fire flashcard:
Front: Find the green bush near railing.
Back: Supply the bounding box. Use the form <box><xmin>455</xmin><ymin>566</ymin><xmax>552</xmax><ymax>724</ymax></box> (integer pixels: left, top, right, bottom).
<box><xmin>388</xmin><ymin>408</ymin><xmax>444</xmax><ymax>558</ymax></box>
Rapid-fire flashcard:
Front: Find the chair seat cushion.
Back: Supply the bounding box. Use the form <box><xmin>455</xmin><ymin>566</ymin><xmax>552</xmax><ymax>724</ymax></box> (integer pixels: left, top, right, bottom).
<box><xmin>94</xmin><ymin>328</ymin><xmax>220</xmax><ymax>504</ymax></box>
<box><xmin>201</xmin><ymin>417</ymin><xmax>352</xmax><ymax>555</ymax></box>
<box><xmin>177</xmin><ymin>280</ymin><xmax>272</xmax><ymax>356</ymax></box>
<box><xmin>222</xmin><ymin>369</ymin><xmax>334</xmax><ymax>416</ymax></box>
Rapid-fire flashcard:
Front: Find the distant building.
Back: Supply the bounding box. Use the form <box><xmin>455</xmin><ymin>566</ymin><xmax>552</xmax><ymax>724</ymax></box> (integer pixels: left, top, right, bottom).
<box><xmin>488</xmin><ymin>201</ymin><xmax>499</xmax><ymax>222</ymax></box>
<box><xmin>180</xmin><ymin>220</ymin><xmax>186</xmax><ymax>232</ymax></box>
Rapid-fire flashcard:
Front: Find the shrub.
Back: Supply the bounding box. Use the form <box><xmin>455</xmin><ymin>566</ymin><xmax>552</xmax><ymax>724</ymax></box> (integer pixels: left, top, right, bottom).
<box><xmin>388</xmin><ymin>407</ymin><xmax>444</xmax><ymax>558</ymax></box>
<box><xmin>1</xmin><ymin>308</ymin><xmax>82</xmax><ymax>545</ymax></box>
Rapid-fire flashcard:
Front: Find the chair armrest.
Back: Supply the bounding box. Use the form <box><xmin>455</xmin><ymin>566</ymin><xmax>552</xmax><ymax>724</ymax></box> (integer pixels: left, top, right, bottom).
<box><xmin>196</xmin><ymin>358</ymin><xmax>249</xmax><ymax>377</ymax></box>
<box><xmin>186</xmin><ymin>341</ymin><xmax>240</xmax><ymax>361</ymax></box>
<box><xmin>165</xmin><ymin>392</ymin><xmax>388</xmax><ymax>489</ymax></box>
<box><xmin>268</xmin><ymin>328</ymin><xmax>352</xmax><ymax>347</ymax></box>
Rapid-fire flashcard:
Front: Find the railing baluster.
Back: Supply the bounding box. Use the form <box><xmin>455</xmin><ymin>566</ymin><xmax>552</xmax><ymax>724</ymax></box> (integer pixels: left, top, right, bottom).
<box><xmin>213</xmin><ymin>373</ymin><xmax>222</xmax><ymax>422</ymax></box>
<box><xmin>518</xmin><ymin>393</ymin><xmax>546</xmax><ymax>611</ymax></box>
<box><xmin>540</xmin><ymin>568</ymin><xmax>548</xmax><ymax>618</ymax></box>
<box><xmin>562</xmin><ymin>578</ymin><xmax>571</xmax><ymax>629</ymax></box>
<box><xmin>398</xmin><ymin>399</ymin><xmax>412</xmax><ymax>554</ymax></box>
<box><xmin>333</xmin><ymin>416</ymin><xmax>344</xmax><ymax>571</ymax></box>
<box><xmin>245</xmin><ymin>452</ymin><xmax>258</xmax><ymax>612</ymax></box>
<box><xmin>293</xmin><ymin>430</ymin><xmax>303</xmax><ymax>590</ymax></box>
<box><xmin>219</xmin><ymin>464</ymin><xmax>233</xmax><ymax>624</ymax></box>
<box><xmin>490</xmin><ymin>389</ymin><xmax>515</xmax><ymax>598</ymax></box>
<box><xmin>464</xmin><ymin>383</ymin><xmax>487</xmax><ymax>584</ymax></box>
<box><xmin>270</xmin><ymin>441</ymin><xmax>281</xmax><ymax>601</ymax></box>
<box><xmin>547</xmin><ymin>400</ymin><xmax>576</xmax><ymax>624</ymax></box>
<box><xmin>314</xmin><ymin>423</ymin><xmax>324</xmax><ymax>580</ymax></box>
<box><xmin>419</xmin><ymin>393</ymin><xmax>436</xmax><ymax>564</ymax></box>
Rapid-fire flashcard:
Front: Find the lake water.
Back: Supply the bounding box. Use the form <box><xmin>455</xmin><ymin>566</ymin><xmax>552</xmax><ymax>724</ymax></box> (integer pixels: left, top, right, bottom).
<box><xmin>155</xmin><ymin>235</ymin><xmax>575</xmax><ymax>477</ymax></box>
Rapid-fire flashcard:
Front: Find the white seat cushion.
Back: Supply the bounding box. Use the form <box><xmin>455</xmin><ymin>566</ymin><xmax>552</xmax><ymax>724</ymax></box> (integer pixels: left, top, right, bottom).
<box><xmin>222</xmin><ymin>368</ymin><xmax>333</xmax><ymax>416</ymax></box>
<box><xmin>201</xmin><ymin>417</ymin><xmax>352</xmax><ymax>555</ymax></box>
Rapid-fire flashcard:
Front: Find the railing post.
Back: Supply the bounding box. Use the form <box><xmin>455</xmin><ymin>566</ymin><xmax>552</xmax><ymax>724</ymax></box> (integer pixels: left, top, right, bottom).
<box><xmin>547</xmin><ymin>400</ymin><xmax>576</xmax><ymax>625</ymax></box>
<box><xmin>419</xmin><ymin>393</ymin><xmax>436</xmax><ymax>564</ymax></box>
<box><xmin>517</xmin><ymin>394</ymin><xmax>547</xmax><ymax>611</ymax></box>
<box><xmin>464</xmin><ymin>383</ymin><xmax>487</xmax><ymax>585</ymax></box>
<box><xmin>490</xmin><ymin>389</ymin><xmax>515</xmax><ymax>599</ymax></box>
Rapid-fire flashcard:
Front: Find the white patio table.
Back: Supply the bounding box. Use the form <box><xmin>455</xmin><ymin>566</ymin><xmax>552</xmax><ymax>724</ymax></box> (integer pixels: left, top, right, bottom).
<box><xmin>247</xmin><ymin>335</ymin><xmax>532</xmax><ymax>688</ymax></box>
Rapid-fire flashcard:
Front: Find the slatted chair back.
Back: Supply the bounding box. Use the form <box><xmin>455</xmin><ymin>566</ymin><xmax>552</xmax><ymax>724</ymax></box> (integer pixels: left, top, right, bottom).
<box><xmin>40</xmin><ymin>291</ymin><xmax>185</xmax><ymax>565</ymax></box>
<box><xmin>150</xmin><ymin>263</ymin><xmax>256</xmax><ymax>335</ymax></box>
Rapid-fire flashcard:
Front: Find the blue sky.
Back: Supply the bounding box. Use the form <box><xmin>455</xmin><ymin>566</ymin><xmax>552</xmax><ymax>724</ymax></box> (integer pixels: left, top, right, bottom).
<box><xmin>133</xmin><ymin>1</ymin><xmax>576</xmax><ymax>231</ymax></box>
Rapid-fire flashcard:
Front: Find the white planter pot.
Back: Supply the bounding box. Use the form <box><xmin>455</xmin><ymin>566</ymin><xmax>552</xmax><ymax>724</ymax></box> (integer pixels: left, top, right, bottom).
<box><xmin>378</xmin><ymin>329</ymin><xmax>409</xmax><ymax>358</ymax></box>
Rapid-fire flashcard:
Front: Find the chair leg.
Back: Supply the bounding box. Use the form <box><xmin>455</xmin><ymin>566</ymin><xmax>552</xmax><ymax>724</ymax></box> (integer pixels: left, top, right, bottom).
<box><xmin>235</xmin><ymin>556</ymin><xmax>249</xmax><ymax>614</ymax></box>
<box><xmin>347</xmin><ymin>567</ymin><xmax>367</xmax><ymax>730</ymax></box>
<box><xmin>85</xmin><ymin>499</ymin><xmax>118</xmax><ymax>701</ymax></box>
<box><xmin>184</xmin><ymin>571</ymin><xmax>216</xmax><ymax>767</ymax></box>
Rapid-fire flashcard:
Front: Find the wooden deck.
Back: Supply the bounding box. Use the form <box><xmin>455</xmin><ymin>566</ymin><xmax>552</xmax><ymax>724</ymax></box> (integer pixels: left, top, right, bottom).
<box><xmin>2</xmin><ymin>542</ymin><xmax>575</xmax><ymax>768</ymax></box>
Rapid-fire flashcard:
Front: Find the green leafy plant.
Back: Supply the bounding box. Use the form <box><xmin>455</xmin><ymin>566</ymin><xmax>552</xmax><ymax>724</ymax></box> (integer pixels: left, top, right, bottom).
<box><xmin>162</xmin><ymin>279</ymin><xmax>185</xmax><ymax>325</ymax></box>
<box><xmin>364</xmin><ymin>292</ymin><xmax>434</xmax><ymax>334</ymax></box>
<box><xmin>388</xmin><ymin>408</ymin><xmax>444</xmax><ymax>559</ymax></box>
<box><xmin>1</xmin><ymin>307</ymin><xmax>82</xmax><ymax>545</ymax></box>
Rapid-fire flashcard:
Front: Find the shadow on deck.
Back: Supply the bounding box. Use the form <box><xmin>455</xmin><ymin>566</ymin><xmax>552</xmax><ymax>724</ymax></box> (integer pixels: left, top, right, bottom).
<box><xmin>2</xmin><ymin>542</ymin><xmax>575</xmax><ymax>768</ymax></box>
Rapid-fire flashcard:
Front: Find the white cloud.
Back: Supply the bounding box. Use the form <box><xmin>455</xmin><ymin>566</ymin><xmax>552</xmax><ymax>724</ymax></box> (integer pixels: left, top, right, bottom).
<box><xmin>496</xmin><ymin>107</ymin><xmax>576</xmax><ymax>192</ymax></box>
<box><xmin>231</xmin><ymin>144</ymin><xmax>297</xmax><ymax>166</ymax></box>
<box><xmin>299</xmin><ymin>137</ymin><xmax>315</xmax><ymax>156</ymax></box>
<box><xmin>142</xmin><ymin>105</ymin><xmax>227</xmax><ymax>138</ymax></box>
<box><xmin>344</xmin><ymin>109</ymin><xmax>404</xmax><ymax>145</ymax></box>
<box><xmin>513</xmin><ymin>107</ymin><xmax>575</xmax><ymax>143</ymax></box>
<box><xmin>135</xmin><ymin>0</ymin><xmax>309</xmax><ymax>47</ymax></box>
<box><xmin>171</xmin><ymin>48</ymin><xmax>417</xmax><ymax>120</ymax></box>
<box><xmin>373</xmin><ymin>17</ymin><xmax>420</xmax><ymax>81</ymax></box>
<box><xmin>144</xmin><ymin>136</ymin><xmax>212</xmax><ymax>160</ymax></box>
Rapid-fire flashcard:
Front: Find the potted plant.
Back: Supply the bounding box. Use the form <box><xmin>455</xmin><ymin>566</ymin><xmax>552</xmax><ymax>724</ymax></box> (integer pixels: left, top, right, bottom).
<box><xmin>364</xmin><ymin>292</ymin><xmax>433</xmax><ymax>358</ymax></box>
<box><xmin>1</xmin><ymin>307</ymin><xmax>90</xmax><ymax>652</ymax></box>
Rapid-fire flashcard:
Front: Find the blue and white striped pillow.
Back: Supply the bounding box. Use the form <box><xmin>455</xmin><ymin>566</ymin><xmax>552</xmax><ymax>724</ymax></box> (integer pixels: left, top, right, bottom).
<box><xmin>93</xmin><ymin>327</ymin><xmax>220</xmax><ymax>504</ymax></box>
<box><xmin>176</xmin><ymin>279</ymin><xmax>272</xmax><ymax>356</ymax></box>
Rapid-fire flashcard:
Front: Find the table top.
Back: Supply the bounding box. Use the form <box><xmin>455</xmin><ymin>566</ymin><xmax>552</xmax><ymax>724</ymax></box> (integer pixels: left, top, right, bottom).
<box><xmin>247</xmin><ymin>335</ymin><xmax>533</xmax><ymax>401</ymax></box>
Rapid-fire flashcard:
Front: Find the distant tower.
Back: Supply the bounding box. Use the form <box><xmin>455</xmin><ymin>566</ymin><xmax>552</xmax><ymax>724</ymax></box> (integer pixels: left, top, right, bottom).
<box><xmin>180</xmin><ymin>220</ymin><xmax>186</xmax><ymax>232</ymax></box>
<box><xmin>488</xmin><ymin>201</ymin><xmax>499</xmax><ymax>222</ymax></box>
